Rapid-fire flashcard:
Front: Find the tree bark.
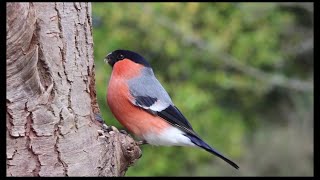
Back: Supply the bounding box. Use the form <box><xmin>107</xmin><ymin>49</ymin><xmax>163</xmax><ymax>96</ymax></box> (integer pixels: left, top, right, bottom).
<box><xmin>6</xmin><ymin>2</ymin><xmax>141</xmax><ymax>176</ymax></box>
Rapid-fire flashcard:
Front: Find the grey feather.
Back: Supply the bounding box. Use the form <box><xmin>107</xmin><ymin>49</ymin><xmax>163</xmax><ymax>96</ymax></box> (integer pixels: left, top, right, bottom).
<box><xmin>128</xmin><ymin>67</ymin><xmax>172</xmax><ymax>111</ymax></box>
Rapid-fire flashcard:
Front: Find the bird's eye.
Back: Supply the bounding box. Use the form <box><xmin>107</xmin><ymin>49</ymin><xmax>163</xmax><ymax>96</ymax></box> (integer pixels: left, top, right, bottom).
<box><xmin>117</xmin><ymin>54</ymin><xmax>124</xmax><ymax>60</ymax></box>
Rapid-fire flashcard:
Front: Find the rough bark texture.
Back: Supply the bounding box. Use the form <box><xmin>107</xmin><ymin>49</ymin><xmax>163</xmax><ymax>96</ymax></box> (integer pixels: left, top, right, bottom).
<box><xmin>6</xmin><ymin>2</ymin><xmax>141</xmax><ymax>176</ymax></box>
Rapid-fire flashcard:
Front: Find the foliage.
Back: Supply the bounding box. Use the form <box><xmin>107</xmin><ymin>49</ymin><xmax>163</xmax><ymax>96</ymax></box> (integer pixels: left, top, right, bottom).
<box><xmin>92</xmin><ymin>2</ymin><xmax>313</xmax><ymax>176</ymax></box>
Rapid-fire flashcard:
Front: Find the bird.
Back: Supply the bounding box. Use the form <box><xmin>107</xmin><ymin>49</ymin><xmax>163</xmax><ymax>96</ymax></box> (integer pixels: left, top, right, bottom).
<box><xmin>104</xmin><ymin>49</ymin><xmax>239</xmax><ymax>169</ymax></box>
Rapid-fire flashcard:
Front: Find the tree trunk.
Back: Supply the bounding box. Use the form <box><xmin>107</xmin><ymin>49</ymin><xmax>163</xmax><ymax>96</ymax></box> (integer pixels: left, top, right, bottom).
<box><xmin>6</xmin><ymin>2</ymin><xmax>141</xmax><ymax>176</ymax></box>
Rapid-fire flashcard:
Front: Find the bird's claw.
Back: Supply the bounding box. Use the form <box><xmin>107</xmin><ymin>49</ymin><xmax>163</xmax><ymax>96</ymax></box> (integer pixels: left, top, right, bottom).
<box><xmin>97</xmin><ymin>129</ymin><xmax>104</xmax><ymax>136</ymax></box>
<box><xmin>94</xmin><ymin>113</ymin><xmax>110</xmax><ymax>133</ymax></box>
<box><xmin>136</xmin><ymin>140</ymin><xmax>148</xmax><ymax>146</ymax></box>
<box><xmin>101</xmin><ymin>124</ymin><xmax>110</xmax><ymax>133</ymax></box>
<box><xmin>94</xmin><ymin>113</ymin><xmax>133</xmax><ymax>139</ymax></box>
<box><xmin>120</xmin><ymin>129</ymin><xmax>129</xmax><ymax>135</ymax></box>
<box><xmin>104</xmin><ymin>125</ymin><xmax>119</xmax><ymax>135</ymax></box>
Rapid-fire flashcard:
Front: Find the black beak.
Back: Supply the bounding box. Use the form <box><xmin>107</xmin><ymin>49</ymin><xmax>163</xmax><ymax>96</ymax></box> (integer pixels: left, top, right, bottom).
<box><xmin>104</xmin><ymin>52</ymin><xmax>115</xmax><ymax>67</ymax></box>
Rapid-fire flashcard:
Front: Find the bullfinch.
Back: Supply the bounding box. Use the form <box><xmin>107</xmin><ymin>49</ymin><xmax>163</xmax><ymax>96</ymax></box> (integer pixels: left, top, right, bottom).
<box><xmin>105</xmin><ymin>49</ymin><xmax>239</xmax><ymax>169</ymax></box>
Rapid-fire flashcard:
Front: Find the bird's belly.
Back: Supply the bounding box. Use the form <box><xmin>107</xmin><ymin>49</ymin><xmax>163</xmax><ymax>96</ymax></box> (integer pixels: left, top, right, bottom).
<box><xmin>142</xmin><ymin>126</ymin><xmax>195</xmax><ymax>146</ymax></box>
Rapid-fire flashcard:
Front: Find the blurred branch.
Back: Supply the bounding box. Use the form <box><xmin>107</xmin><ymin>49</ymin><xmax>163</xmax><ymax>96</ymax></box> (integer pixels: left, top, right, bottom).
<box><xmin>142</xmin><ymin>5</ymin><xmax>313</xmax><ymax>93</ymax></box>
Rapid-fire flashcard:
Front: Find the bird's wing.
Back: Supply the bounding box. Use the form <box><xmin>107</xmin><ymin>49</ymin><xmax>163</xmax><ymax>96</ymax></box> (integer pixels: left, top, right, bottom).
<box><xmin>132</xmin><ymin>96</ymin><xmax>198</xmax><ymax>136</ymax></box>
<box><xmin>127</xmin><ymin>68</ymin><xmax>197</xmax><ymax>136</ymax></box>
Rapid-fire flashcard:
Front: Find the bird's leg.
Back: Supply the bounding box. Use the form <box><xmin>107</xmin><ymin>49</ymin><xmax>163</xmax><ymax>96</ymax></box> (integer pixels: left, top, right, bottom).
<box><xmin>94</xmin><ymin>113</ymin><xmax>104</xmax><ymax>124</ymax></box>
<box><xmin>95</xmin><ymin>113</ymin><xmax>113</xmax><ymax>133</ymax></box>
<box><xmin>95</xmin><ymin>113</ymin><xmax>130</xmax><ymax>134</ymax></box>
<box><xmin>136</xmin><ymin>140</ymin><xmax>148</xmax><ymax>146</ymax></box>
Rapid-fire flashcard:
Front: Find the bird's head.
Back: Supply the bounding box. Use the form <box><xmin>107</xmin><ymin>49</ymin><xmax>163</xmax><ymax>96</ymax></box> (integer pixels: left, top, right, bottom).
<box><xmin>105</xmin><ymin>49</ymin><xmax>151</xmax><ymax>68</ymax></box>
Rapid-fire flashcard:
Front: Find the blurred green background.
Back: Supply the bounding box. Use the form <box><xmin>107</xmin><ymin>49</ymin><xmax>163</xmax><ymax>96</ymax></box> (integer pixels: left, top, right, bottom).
<box><xmin>92</xmin><ymin>2</ymin><xmax>313</xmax><ymax>176</ymax></box>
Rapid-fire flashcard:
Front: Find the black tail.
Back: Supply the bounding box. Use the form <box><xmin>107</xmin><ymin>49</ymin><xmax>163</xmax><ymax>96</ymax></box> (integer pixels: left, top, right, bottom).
<box><xmin>185</xmin><ymin>134</ymin><xmax>239</xmax><ymax>169</ymax></box>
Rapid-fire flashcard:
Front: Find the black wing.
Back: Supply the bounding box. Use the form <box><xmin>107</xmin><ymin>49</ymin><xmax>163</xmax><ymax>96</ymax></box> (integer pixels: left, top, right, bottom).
<box><xmin>135</xmin><ymin>96</ymin><xmax>158</xmax><ymax>107</ymax></box>
<box><xmin>133</xmin><ymin>96</ymin><xmax>198</xmax><ymax>136</ymax></box>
